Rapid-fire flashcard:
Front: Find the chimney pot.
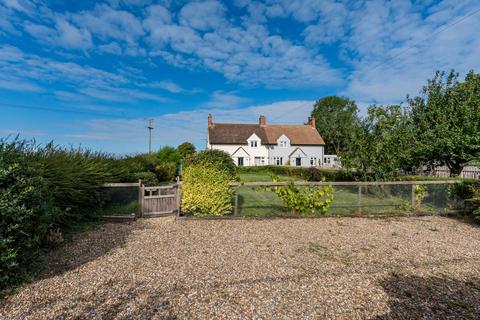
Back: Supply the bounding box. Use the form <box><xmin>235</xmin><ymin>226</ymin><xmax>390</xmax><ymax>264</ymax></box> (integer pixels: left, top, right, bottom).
<box><xmin>259</xmin><ymin>115</ymin><xmax>266</xmax><ymax>126</ymax></box>
<box><xmin>308</xmin><ymin>117</ymin><xmax>316</xmax><ymax>128</ymax></box>
<box><xmin>208</xmin><ymin>114</ymin><xmax>213</xmax><ymax>126</ymax></box>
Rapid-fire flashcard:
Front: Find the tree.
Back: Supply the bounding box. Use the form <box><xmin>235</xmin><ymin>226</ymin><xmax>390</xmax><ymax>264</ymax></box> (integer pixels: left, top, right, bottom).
<box><xmin>311</xmin><ymin>96</ymin><xmax>360</xmax><ymax>155</ymax></box>
<box><xmin>409</xmin><ymin>70</ymin><xmax>480</xmax><ymax>176</ymax></box>
<box><xmin>342</xmin><ymin>105</ymin><xmax>414</xmax><ymax>180</ymax></box>
<box><xmin>177</xmin><ymin>142</ymin><xmax>196</xmax><ymax>159</ymax></box>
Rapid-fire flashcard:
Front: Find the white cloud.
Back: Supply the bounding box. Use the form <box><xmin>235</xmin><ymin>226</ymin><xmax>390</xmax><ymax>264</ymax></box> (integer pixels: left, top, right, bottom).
<box><xmin>145</xmin><ymin>80</ymin><xmax>184</xmax><ymax>93</ymax></box>
<box><xmin>204</xmin><ymin>91</ymin><xmax>250</xmax><ymax>108</ymax></box>
<box><xmin>70</xmin><ymin>4</ymin><xmax>144</xmax><ymax>46</ymax></box>
<box><xmin>68</xmin><ymin>100</ymin><xmax>314</xmax><ymax>151</ymax></box>
<box><xmin>24</xmin><ymin>19</ymin><xmax>93</xmax><ymax>51</ymax></box>
<box><xmin>179</xmin><ymin>0</ymin><xmax>226</xmax><ymax>31</ymax></box>
<box><xmin>342</xmin><ymin>0</ymin><xmax>480</xmax><ymax>104</ymax></box>
<box><xmin>0</xmin><ymin>78</ymin><xmax>44</xmax><ymax>92</ymax></box>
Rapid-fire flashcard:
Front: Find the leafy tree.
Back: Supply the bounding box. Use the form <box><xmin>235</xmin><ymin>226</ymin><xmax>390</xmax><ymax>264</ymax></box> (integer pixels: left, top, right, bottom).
<box><xmin>153</xmin><ymin>146</ymin><xmax>180</xmax><ymax>164</ymax></box>
<box><xmin>409</xmin><ymin>70</ymin><xmax>480</xmax><ymax>176</ymax></box>
<box><xmin>177</xmin><ymin>142</ymin><xmax>196</xmax><ymax>159</ymax></box>
<box><xmin>311</xmin><ymin>96</ymin><xmax>360</xmax><ymax>155</ymax></box>
<box><xmin>342</xmin><ymin>105</ymin><xmax>414</xmax><ymax>180</ymax></box>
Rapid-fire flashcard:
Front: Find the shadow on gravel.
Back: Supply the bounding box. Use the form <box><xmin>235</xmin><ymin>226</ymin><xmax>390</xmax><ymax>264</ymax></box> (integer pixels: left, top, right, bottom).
<box><xmin>374</xmin><ymin>274</ymin><xmax>480</xmax><ymax>319</ymax></box>
<box><xmin>35</xmin><ymin>221</ymin><xmax>142</xmax><ymax>280</ymax></box>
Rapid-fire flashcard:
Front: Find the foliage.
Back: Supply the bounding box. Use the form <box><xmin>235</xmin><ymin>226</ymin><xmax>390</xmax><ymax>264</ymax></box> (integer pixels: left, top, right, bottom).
<box><xmin>409</xmin><ymin>70</ymin><xmax>480</xmax><ymax>176</ymax></box>
<box><xmin>342</xmin><ymin>105</ymin><xmax>415</xmax><ymax>180</ymax></box>
<box><xmin>0</xmin><ymin>139</ymin><xmax>61</xmax><ymax>291</ymax></box>
<box><xmin>31</xmin><ymin>143</ymin><xmax>126</xmax><ymax>224</ymax></box>
<box><xmin>132</xmin><ymin>171</ymin><xmax>159</xmax><ymax>186</ymax></box>
<box><xmin>414</xmin><ymin>185</ymin><xmax>428</xmax><ymax>210</ymax></box>
<box><xmin>269</xmin><ymin>175</ymin><xmax>334</xmax><ymax>215</ymax></box>
<box><xmin>311</xmin><ymin>96</ymin><xmax>361</xmax><ymax>155</ymax></box>
<box><xmin>237</xmin><ymin>165</ymin><xmax>366</xmax><ymax>182</ymax></box>
<box><xmin>177</xmin><ymin>142</ymin><xmax>196</xmax><ymax>159</ymax></box>
<box><xmin>185</xmin><ymin>149</ymin><xmax>236</xmax><ymax>178</ymax></box>
<box><xmin>449</xmin><ymin>180</ymin><xmax>480</xmax><ymax>201</ymax></box>
<box><xmin>154</xmin><ymin>146</ymin><xmax>181</xmax><ymax>164</ymax></box>
<box><xmin>181</xmin><ymin>165</ymin><xmax>234</xmax><ymax>216</ymax></box>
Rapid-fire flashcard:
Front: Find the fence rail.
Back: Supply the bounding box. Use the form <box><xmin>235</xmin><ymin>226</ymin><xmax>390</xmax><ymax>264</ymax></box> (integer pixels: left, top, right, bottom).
<box><xmin>230</xmin><ymin>180</ymin><xmax>462</xmax><ymax>187</ymax></box>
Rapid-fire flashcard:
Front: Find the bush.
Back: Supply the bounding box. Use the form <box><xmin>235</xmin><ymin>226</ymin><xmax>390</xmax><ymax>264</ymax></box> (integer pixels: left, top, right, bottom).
<box><xmin>269</xmin><ymin>175</ymin><xmax>334</xmax><ymax>215</ymax></box>
<box><xmin>185</xmin><ymin>149</ymin><xmax>236</xmax><ymax>177</ymax></box>
<box><xmin>449</xmin><ymin>180</ymin><xmax>480</xmax><ymax>201</ymax></box>
<box><xmin>237</xmin><ymin>166</ymin><xmax>363</xmax><ymax>181</ymax></box>
<box><xmin>133</xmin><ymin>171</ymin><xmax>159</xmax><ymax>186</ymax></box>
<box><xmin>177</xmin><ymin>142</ymin><xmax>196</xmax><ymax>159</ymax></box>
<box><xmin>181</xmin><ymin>165</ymin><xmax>234</xmax><ymax>216</ymax></box>
<box><xmin>0</xmin><ymin>140</ymin><xmax>62</xmax><ymax>291</ymax></box>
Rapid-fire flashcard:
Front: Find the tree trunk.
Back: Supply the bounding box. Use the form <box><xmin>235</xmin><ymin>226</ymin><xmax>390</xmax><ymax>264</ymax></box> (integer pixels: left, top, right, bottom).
<box><xmin>447</xmin><ymin>163</ymin><xmax>463</xmax><ymax>177</ymax></box>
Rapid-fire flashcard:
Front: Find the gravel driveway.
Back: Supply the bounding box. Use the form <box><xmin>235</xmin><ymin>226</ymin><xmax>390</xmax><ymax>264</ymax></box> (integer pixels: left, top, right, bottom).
<box><xmin>2</xmin><ymin>216</ymin><xmax>480</xmax><ymax>319</ymax></box>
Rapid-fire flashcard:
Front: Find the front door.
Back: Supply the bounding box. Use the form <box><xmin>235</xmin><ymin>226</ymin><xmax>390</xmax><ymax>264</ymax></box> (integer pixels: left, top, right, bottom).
<box><xmin>238</xmin><ymin>157</ymin><xmax>244</xmax><ymax>166</ymax></box>
<box><xmin>296</xmin><ymin>157</ymin><xmax>301</xmax><ymax>166</ymax></box>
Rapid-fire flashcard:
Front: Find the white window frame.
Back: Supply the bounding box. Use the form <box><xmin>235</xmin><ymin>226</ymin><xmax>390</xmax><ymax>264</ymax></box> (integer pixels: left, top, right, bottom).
<box><xmin>274</xmin><ymin>157</ymin><xmax>283</xmax><ymax>166</ymax></box>
<box><xmin>250</xmin><ymin>140</ymin><xmax>258</xmax><ymax>147</ymax></box>
<box><xmin>279</xmin><ymin>140</ymin><xmax>287</xmax><ymax>148</ymax></box>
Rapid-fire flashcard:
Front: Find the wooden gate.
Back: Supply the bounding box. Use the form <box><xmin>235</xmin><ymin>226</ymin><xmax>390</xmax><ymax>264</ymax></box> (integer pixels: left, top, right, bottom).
<box><xmin>140</xmin><ymin>184</ymin><xmax>179</xmax><ymax>216</ymax></box>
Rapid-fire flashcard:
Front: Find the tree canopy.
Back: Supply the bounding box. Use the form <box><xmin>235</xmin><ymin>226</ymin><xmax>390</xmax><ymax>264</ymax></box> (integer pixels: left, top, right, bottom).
<box><xmin>177</xmin><ymin>142</ymin><xmax>196</xmax><ymax>159</ymax></box>
<box><xmin>311</xmin><ymin>96</ymin><xmax>360</xmax><ymax>155</ymax></box>
<box><xmin>408</xmin><ymin>70</ymin><xmax>480</xmax><ymax>176</ymax></box>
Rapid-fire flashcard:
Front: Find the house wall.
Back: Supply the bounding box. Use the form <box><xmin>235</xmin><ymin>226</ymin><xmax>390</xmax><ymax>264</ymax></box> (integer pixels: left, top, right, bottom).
<box><xmin>268</xmin><ymin>145</ymin><xmax>324</xmax><ymax>167</ymax></box>
<box><xmin>208</xmin><ymin>143</ymin><xmax>268</xmax><ymax>166</ymax></box>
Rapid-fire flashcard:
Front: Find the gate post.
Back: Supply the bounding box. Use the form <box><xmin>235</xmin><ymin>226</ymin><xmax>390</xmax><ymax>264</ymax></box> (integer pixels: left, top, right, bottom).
<box><xmin>137</xmin><ymin>179</ymin><xmax>144</xmax><ymax>218</ymax></box>
<box><xmin>357</xmin><ymin>185</ymin><xmax>362</xmax><ymax>214</ymax></box>
<box><xmin>176</xmin><ymin>176</ymin><xmax>181</xmax><ymax>218</ymax></box>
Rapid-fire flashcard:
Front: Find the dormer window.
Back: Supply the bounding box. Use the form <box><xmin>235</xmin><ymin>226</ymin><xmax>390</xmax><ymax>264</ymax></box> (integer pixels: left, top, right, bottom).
<box><xmin>250</xmin><ymin>140</ymin><xmax>258</xmax><ymax>147</ymax></box>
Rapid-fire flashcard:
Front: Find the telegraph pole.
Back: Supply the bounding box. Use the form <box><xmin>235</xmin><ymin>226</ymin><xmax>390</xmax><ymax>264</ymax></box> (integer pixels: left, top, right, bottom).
<box><xmin>147</xmin><ymin>119</ymin><xmax>154</xmax><ymax>154</ymax></box>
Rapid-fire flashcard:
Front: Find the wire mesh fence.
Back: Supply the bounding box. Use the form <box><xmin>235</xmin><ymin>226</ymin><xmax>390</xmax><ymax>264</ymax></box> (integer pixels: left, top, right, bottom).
<box><xmin>232</xmin><ymin>181</ymin><xmax>461</xmax><ymax>218</ymax></box>
<box><xmin>98</xmin><ymin>183</ymin><xmax>140</xmax><ymax>217</ymax></box>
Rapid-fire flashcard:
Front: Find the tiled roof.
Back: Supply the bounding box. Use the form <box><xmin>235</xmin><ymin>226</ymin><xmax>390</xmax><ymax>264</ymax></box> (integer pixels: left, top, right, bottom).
<box><xmin>208</xmin><ymin>123</ymin><xmax>325</xmax><ymax>145</ymax></box>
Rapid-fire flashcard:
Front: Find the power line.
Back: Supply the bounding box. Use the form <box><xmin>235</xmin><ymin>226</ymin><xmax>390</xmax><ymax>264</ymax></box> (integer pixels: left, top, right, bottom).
<box><xmin>369</xmin><ymin>6</ymin><xmax>480</xmax><ymax>72</ymax></box>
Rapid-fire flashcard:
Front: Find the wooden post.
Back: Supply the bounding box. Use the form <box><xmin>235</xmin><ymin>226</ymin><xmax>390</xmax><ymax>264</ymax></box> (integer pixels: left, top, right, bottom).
<box><xmin>411</xmin><ymin>184</ymin><xmax>416</xmax><ymax>209</ymax></box>
<box><xmin>137</xmin><ymin>179</ymin><xmax>143</xmax><ymax>218</ymax></box>
<box><xmin>234</xmin><ymin>188</ymin><xmax>239</xmax><ymax>216</ymax></box>
<box><xmin>357</xmin><ymin>186</ymin><xmax>362</xmax><ymax>214</ymax></box>
<box><xmin>176</xmin><ymin>176</ymin><xmax>181</xmax><ymax>217</ymax></box>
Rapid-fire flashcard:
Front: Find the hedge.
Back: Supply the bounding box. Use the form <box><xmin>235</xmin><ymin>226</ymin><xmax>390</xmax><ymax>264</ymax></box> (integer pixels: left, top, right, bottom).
<box><xmin>181</xmin><ymin>164</ymin><xmax>234</xmax><ymax>216</ymax></box>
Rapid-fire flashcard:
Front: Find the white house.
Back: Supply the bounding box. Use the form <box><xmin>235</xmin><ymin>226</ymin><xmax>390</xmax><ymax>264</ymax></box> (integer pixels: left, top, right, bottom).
<box><xmin>207</xmin><ymin>114</ymin><xmax>327</xmax><ymax>167</ymax></box>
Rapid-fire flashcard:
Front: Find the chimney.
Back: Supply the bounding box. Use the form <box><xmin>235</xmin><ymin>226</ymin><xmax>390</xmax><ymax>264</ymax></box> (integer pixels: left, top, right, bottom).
<box><xmin>308</xmin><ymin>117</ymin><xmax>316</xmax><ymax>128</ymax></box>
<box><xmin>259</xmin><ymin>115</ymin><xmax>266</xmax><ymax>126</ymax></box>
<box><xmin>208</xmin><ymin>114</ymin><xmax>213</xmax><ymax>126</ymax></box>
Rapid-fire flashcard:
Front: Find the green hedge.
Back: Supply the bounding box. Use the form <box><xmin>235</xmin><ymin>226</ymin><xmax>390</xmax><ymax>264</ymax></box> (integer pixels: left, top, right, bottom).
<box><xmin>237</xmin><ymin>166</ymin><xmax>365</xmax><ymax>181</ymax></box>
<box><xmin>181</xmin><ymin>165</ymin><xmax>234</xmax><ymax>216</ymax></box>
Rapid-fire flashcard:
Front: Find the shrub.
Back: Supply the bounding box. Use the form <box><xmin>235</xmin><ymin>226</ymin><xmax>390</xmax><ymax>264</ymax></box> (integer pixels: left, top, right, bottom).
<box><xmin>269</xmin><ymin>175</ymin><xmax>334</xmax><ymax>215</ymax></box>
<box><xmin>177</xmin><ymin>142</ymin><xmax>196</xmax><ymax>159</ymax></box>
<box><xmin>181</xmin><ymin>165</ymin><xmax>234</xmax><ymax>216</ymax></box>
<box><xmin>185</xmin><ymin>149</ymin><xmax>236</xmax><ymax>177</ymax></box>
<box><xmin>133</xmin><ymin>171</ymin><xmax>159</xmax><ymax>186</ymax></box>
<box><xmin>0</xmin><ymin>140</ymin><xmax>61</xmax><ymax>291</ymax></box>
<box><xmin>32</xmin><ymin>143</ymin><xmax>126</xmax><ymax>224</ymax></box>
<box><xmin>237</xmin><ymin>166</ymin><xmax>364</xmax><ymax>181</ymax></box>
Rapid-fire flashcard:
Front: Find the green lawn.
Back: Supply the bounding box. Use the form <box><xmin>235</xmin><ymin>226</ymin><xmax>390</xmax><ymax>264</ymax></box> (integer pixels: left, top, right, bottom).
<box><xmin>236</xmin><ymin>171</ymin><xmax>450</xmax><ymax>217</ymax></box>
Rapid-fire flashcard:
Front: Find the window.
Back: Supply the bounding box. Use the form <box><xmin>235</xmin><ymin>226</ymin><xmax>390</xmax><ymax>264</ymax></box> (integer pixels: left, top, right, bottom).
<box><xmin>273</xmin><ymin>157</ymin><xmax>283</xmax><ymax>166</ymax></box>
<box><xmin>310</xmin><ymin>157</ymin><xmax>316</xmax><ymax>166</ymax></box>
<box><xmin>295</xmin><ymin>157</ymin><xmax>301</xmax><ymax>166</ymax></box>
<box><xmin>238</xmin><ymin>157</ymin><xmax>244</xmax><ymax>166</ymax></box>
<box><xmin>250</xmin><ymin>140</ymin><xmax>258</xmax><ymax>147</ymax></box>
<box><xmin>279</xmin><ymin>141</ymin><xmax>287</xmax><ymax>148</ymax></box>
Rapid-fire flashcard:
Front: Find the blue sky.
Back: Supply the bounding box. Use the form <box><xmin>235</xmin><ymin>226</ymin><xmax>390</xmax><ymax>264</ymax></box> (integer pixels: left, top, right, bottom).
<box><xmin>1</xmin><ymin>0</ymin><xmax>479</xmax><ymax>154</ymax></box>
